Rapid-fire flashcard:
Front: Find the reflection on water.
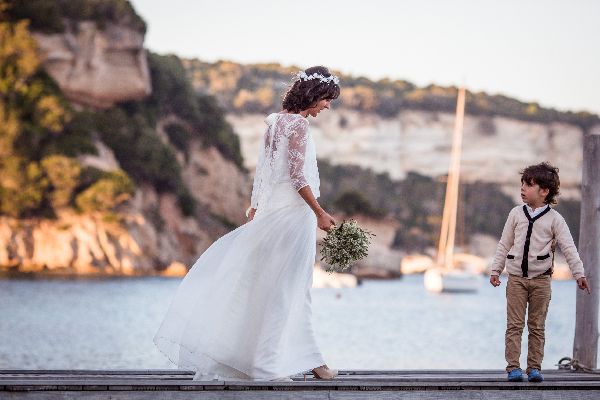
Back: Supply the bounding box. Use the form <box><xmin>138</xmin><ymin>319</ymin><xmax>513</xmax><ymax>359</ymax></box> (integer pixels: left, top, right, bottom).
<box><xmin>0</xmin><ymin>275</ymin><xmax>587</xmax><ymax>370</ymax></box>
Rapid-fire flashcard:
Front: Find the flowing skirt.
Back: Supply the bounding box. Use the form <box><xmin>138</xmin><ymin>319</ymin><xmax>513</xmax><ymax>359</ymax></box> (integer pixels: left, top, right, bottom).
<box><xmin>153</xmin><ymin>184</ymin><xmax>325</xmax><ymax>380</ymax></box>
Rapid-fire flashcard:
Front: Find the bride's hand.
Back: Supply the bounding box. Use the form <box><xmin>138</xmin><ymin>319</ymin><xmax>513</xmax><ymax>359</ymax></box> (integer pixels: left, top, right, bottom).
<box><xmin>317</xmin><ymin>211</ymin><xmax>335</xmax><ymax>232</ymax></box>
<box><xmin>245</xmin><ymin>207</ymin><xmax>256</xmax><ymax>223</ymax></box>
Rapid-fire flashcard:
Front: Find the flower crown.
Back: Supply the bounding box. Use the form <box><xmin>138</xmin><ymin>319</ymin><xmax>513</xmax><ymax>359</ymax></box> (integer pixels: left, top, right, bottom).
<box><xmin>295</xmin><ymin>71</ymin><xmax>340</xmax><ymax>85</ymax></box>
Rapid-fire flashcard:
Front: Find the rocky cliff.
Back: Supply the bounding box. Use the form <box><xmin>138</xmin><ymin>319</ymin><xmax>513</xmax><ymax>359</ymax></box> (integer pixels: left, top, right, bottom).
<box><xmin>0</xmin><ymin>122</ymin><xmax>250</xmax><ymax>275</ymax></box>
<box><xmin>0</xmin><ymin>7</ymin><xmax>251</xmax><ymax>275</ymax></box>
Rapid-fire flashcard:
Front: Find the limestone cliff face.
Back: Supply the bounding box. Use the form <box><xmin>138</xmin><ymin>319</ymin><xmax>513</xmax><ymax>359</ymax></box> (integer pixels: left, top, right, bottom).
<box><xmin>33</xmin><ymin>21</ymin><xmax>151</xmax><ymax>108</ymax></box>
<box><xmin>228</xmin><ymin>110</ymin><xmax>590</xmax><ymax>202</ymax></box>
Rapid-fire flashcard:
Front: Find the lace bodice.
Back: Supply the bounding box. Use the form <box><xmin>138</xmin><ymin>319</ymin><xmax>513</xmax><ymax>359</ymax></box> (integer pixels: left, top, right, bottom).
<box><xmin>250</xmin><ymin>113</ymin><xmax>320</xmax><ymax>209</ymax></box>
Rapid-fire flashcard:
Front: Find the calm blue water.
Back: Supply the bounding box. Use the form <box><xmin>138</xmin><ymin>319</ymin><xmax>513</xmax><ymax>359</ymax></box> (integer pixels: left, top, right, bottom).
<box><xmin>0</xmin><ymin>275</ymin><xmax>590</xmax><ymax>370</ymax></box>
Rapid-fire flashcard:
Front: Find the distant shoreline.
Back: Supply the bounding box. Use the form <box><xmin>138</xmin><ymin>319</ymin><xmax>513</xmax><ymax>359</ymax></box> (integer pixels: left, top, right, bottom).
<box><xmin>0</xmin><ymin>270</ymin><xmax>180</xmax><ymax>280</ymax></box>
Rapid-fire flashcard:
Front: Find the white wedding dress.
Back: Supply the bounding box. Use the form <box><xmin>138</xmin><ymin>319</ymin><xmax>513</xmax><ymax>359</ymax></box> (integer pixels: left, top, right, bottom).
<box><xmin>154</xmin><ymin>112</ymin><xmax>325</xmax><ymax>381</ymax></box>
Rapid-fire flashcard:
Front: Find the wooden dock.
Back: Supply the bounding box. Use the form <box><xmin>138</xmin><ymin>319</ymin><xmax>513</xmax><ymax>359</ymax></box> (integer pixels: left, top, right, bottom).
<box><xmin>1</xmin><ymin>369</ymin><xmax>600</xmax><ymax>399</ymax></box>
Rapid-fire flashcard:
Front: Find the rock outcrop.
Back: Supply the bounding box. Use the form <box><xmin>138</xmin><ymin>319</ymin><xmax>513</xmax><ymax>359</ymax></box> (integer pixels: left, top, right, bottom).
<box><xmin>33</xmin><ymin>21</ymin><xmax>151</xmax><ymax>109</ymax></box>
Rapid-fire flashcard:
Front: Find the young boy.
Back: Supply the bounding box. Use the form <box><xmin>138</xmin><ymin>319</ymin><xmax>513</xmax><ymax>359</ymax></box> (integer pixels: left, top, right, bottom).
<box><xmin>490</xmin><ymin>162</ymin><xmax>590</xmax><ymax>383</ymax></box>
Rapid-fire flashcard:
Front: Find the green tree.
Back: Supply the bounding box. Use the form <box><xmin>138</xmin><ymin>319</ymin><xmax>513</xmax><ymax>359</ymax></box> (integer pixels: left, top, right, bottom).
<box><xmin>0</xmin><ymin>17</ymin><xmax>39</xmax><ymax>157</ymax></box>
<box><xmin>41</xmin><ymin>155</ymin><xmax>81</xmax><ymax>209</ymax></box>
<box><xmin>0</xmin><ymin>156</ymin><xmax>47</xmax><ymax>217</ymax></box>
<box><xmin>0</xmin><ymin>12</ymin><xmax>70</xmax><ymax>159</ymax></box>
<box><xmin>0</xmin><ymin>9</ymin><xmax>68</xmax><ymax>217</ymax></box>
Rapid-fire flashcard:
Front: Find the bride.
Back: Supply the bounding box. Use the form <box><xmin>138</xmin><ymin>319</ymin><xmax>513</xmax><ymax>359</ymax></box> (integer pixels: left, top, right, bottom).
<box><xmin>154</xmin><ymin>66</ymin><xmax>340</xmax><ymax>381</ymax></box>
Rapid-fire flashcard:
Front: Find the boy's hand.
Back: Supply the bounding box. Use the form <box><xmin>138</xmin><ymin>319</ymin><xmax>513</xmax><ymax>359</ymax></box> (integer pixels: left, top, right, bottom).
<box><xmin>577</xmin><ymin>277</ymin><xmax>591</xmax><ymax>294</ymax></box>
<box><xmin>490</xmin><ymin>275</ymin><xmax>501</xmax><ymax>287</ymax></box>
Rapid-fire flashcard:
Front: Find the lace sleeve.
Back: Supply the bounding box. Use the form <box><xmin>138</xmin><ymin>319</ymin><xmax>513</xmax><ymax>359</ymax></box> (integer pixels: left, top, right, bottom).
<box><xmin>250</xmin><ymin>136</ymin><xmax>267</xmax><ymax>208</ymax></box>
<box><xmin>287</xmin><ymin>118</ymin><xmax>310</xmax><ymax>191</ymax></box>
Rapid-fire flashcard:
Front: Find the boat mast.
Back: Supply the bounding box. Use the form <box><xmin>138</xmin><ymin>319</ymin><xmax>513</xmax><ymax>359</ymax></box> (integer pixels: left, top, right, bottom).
<box><xmin>436</xmin><ymin>87</ymin><xmax>466</xmax><ymax>269</ymax></box>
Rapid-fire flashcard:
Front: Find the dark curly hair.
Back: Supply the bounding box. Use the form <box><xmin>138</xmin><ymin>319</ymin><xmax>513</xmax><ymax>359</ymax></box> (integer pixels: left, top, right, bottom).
<box><xmin>282</xmin><ymin>66</ymin><xmax>340</xmax><ymax>113</ymax></box>
<box><xmin>520</xmin><ymin>162</ymin><xmax>561</xmax><ymax>205</ymax></box>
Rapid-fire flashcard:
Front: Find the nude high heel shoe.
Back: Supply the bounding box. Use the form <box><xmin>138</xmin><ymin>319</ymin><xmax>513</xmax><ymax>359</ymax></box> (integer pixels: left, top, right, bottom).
<box><xmin>305</xmin><ymin>365</ymin><xmax>338</xmax><ymax>380</ymax></box>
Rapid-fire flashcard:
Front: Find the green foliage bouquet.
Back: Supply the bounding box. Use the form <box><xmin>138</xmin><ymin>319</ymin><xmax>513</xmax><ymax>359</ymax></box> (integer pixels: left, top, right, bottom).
<box><xmin>320</xmin><ymin>220</ymin><xmax>375</xmax><ymax>273</ymax></box>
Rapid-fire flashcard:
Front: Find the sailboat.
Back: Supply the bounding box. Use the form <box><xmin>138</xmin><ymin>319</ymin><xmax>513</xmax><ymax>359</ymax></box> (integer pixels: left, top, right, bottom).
<box><xmin>424</xmin><ymin>87</ymin><xmax>480</xmax><ymax>293</ymax></box>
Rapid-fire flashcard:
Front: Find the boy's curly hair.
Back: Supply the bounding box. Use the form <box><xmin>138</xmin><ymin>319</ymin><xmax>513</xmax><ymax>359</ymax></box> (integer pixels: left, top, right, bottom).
<box><xmin>520</xmin><ymin>162</ymin><xmax>561</xmax><ymax>205</ymax></box>
<box><xmin>282</xmin><ymin>66</ymin><xmax>340</xmax><ymax>113</ymax></box>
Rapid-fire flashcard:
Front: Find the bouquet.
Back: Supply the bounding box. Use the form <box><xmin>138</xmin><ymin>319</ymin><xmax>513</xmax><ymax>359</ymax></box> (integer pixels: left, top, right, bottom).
<box><xmin>320</xmin><ymin>219</ymin><xmax>375</xmax><ymax>273</ymax></box>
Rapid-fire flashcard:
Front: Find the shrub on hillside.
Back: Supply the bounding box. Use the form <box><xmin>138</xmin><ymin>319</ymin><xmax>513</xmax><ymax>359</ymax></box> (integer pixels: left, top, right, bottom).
<box><xmin>0</xmin><ymin>157</ymin><xmax>48</xmax><ymax>218</ymax></box>
<box><xmin>75</xmin><ymin>170</ymin><xmax>135</xmax><ymax>213</ymax></box>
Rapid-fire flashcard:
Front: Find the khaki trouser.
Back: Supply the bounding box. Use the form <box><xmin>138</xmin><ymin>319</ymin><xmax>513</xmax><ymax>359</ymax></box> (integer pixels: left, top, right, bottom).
<box><xmin>505</xmin><ymin>274</ymin><xmax>552</xmax><ymax>373</ymax></box>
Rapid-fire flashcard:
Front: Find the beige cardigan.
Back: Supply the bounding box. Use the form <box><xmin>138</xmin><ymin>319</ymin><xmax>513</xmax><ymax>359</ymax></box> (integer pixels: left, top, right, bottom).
<box><xmin>491</xmin><ymin>205</ymin><xmax>585</xmax><ymax>280</ymax></box>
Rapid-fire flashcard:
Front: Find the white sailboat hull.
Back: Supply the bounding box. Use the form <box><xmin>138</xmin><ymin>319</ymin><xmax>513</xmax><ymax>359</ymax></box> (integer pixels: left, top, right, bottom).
<box><xmin>424</xmin><ymin>267</ymin><xmax>479</xmax><ymax>293</ymax></box>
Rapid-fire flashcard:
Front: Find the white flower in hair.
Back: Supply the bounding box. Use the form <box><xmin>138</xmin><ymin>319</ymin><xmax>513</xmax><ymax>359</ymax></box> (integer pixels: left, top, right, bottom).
<box><xmin>295</xmin><ymin>71</ymin><xmax>340</xmax><ymax>85</ymax></box>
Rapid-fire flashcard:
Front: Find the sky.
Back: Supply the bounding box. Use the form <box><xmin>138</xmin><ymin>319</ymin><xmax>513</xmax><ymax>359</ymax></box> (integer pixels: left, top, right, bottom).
<box><xmin>129</xmin><ymin>0</ymin><xmax>599</xmax><ymax>115</ymax></box>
